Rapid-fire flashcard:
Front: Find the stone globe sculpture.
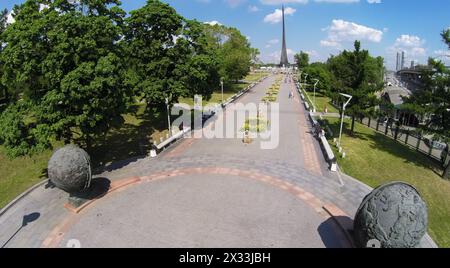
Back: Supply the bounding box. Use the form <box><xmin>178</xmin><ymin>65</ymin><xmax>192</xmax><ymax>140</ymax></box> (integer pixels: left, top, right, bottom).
<box><xmin>48</xmin><ymin>145</ymin><xmax>92</xmax><ymax>193</ymax></box>
<box><xmin>354</xmin><ymin>182</ymin><xmax>428</xmax><ymax>248</ymax></box>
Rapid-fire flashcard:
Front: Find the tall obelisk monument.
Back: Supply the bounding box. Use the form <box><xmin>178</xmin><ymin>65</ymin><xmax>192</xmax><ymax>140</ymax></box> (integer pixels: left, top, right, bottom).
<box><xmin>280</xmin><ymin>5</ymin><xmax>289</xmax><ymax>67</ymax></box>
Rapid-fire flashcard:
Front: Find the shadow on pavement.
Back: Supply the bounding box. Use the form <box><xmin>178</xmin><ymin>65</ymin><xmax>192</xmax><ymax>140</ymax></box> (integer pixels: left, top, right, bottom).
<box><xmin>318</xmin><ymin>217</ymin><xmax>354</xmax><ymax>248</ymax></box>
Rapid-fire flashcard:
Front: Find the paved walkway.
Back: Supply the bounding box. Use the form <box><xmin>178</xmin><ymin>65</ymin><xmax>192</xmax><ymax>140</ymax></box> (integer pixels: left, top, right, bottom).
<box><xmin>0</xmin><ymin>74</ymin><xmax>436</xmax><ymax>248</ymax></box>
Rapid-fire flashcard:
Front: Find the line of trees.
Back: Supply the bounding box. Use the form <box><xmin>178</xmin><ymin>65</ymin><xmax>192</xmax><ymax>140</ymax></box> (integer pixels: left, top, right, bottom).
<box><xmin>0</xmin><ymin>0</ymin><xmax>257</xmax><ymax>157</ymax></box>
<box><xmin>299</xmin><ymin>41</ymin><xmax>385</xmax><ymax>134</ymax></box>
<box><xmin>403</xmin><ymin>30</ymin><xmax>450</xmax><ymax>178</ymax></box>
<box><xmin>298</xmin><ymin>34</ymin><xmax>449</xmax><ymax>178</ymax></box>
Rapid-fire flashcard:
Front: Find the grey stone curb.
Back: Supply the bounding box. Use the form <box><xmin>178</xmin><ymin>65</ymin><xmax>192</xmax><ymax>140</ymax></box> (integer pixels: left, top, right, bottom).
<box><xmin>0</xmin><ymin>179</ymin><xmax>49</xmax><ymax>218</ymax></box>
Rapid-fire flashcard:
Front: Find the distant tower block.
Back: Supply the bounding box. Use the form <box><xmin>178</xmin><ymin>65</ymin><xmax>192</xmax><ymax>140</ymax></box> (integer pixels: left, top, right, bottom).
<box><xmin>396</xmin><ymin>52</ymin><xmax>400</xmax><ymax>71</ymax></box>
<box><xmin>280</xmin><ymin>5</ymin><xmax>289</xmax><ymax>67</ymax></box>
<box><xmin>411</xmin><ymin>60</ymin><xmax>415</xmax><ymax>69</ymax></box>
<box><xmin>401</xmin><ymin>51</ymin><xmax>405</xmax><ymax>70</ymax></box>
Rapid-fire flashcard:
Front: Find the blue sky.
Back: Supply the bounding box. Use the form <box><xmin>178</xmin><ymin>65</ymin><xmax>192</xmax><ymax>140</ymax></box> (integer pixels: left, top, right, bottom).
<box><xmin>1</xmin><ymin>0</ymin><xmax>450</xmax><ymax>69</ymax></box>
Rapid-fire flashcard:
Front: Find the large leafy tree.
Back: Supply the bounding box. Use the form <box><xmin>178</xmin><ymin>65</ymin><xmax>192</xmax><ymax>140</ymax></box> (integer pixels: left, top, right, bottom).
<box><xmin>1</xmin><ymin>1</ymin><xmax>49</xmax><ymax>100</ymax></box>
<box><xmin>294</xmin><ymin>51</ymin><xmax>309</xmax><ymax>70</ymax></box>
<box><xmin>404</xmin><ymin>30</ymin><xmax>450</xmax><ymax>178</ymax></box>
<box><xmin>221</xmin><ymin>28</ymin><xmax>253</xmax><ymax>82</ymax></box>
<box><xmin>202</xmin><ymin>24</ymin><xmax>254</xmax><ymax>84</ymax></box>
<box><xmin>0</xmin><ymin>0</ymin><xmax>132</xmax><ymax>153</ymax></box>
<box><xmin>302</xmin><ymin>62</ymin><xmax>334</xmax><ymax>93</ymax></box>
<box><xmin>124</xmin><ymin>0</ymin><xmax>220</xmax><ymax>108</ymax></box>
<box><xmin>328</xmin><ymin>41</ymin><xmax>384</xmax><ymax>134</ymax></box>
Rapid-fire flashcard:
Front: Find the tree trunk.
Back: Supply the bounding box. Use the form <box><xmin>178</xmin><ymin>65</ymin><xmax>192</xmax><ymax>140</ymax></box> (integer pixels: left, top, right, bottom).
<box><xmin>443</xmin><ymin>163</ymin><xmax>450</xmax><ymax>180</ymax></box>
<box><xmin>85</xmin><ymin>135</ymin><xmax>92</xmax><ymax>153</ymax></box>
<box><xmin>351</xmin><ymin>115</ymin><xmax>356</xmax><ymax>135</ymax></box>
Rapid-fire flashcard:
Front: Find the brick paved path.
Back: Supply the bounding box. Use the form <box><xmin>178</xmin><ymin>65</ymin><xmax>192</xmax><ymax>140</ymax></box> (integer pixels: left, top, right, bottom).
<box><xmin>0</xmin><ymin>74</ymin><xmax>437</xmax><ymax>248</ymax></box>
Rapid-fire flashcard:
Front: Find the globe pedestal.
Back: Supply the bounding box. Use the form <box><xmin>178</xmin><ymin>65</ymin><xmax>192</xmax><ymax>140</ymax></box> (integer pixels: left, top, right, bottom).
<box><xmin>48</xmin><ymin>145</ymin><xmax>97</xmax><ymax>209</ymax></box>
<box><xmin>67</xmin><ymin>177</ymin><xmax>111</xmax><ymax>209</ymax></box>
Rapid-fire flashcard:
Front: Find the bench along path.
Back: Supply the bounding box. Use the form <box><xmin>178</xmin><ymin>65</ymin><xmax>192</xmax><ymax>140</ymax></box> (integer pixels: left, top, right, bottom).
<box><xmin>0</xmin><ymin>74</ymin><xmax>435</xmax><ymax>248</ymax></box>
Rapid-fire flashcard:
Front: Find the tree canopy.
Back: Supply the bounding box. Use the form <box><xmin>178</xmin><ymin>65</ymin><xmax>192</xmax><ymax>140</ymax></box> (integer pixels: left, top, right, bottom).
<box><xmin>403</xmin><ymin>30</ymin><xmax>450</xmax><ymax>178</ymax></box>
<box><xmin>294</xmin><ymin>51</ymin><xmax>309</xmax><ymax>70</ymax></box>
<box><xmin>0</xmin><ymin>0</ymin><xmax>257</xmax><ymax>157</ymax></box>
<box><xmin>328</xmin><ymin>41</ymin><xmax>385</xmax><ymax>134</ymax></box>
<box><xmin>302</xmin><ymin>62</ymin><xmax>334</xmax><ymax>93</ymax></box>
<box><xmin>202</xmin><ymin>23</ymin><xmax>256</xmax><ymax>84</ymax></box>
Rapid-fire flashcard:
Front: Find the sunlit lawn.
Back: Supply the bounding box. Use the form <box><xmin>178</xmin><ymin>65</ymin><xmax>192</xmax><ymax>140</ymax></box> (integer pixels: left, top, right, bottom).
<box><xmin>178</xmin><ymin>72</ymin><xmax>268</xmax><ymax>106</ymax></box>
<box><xmin>0</xmin><ymin>145</ymin><xmax>58</xmax><ymax>209</ymax></box>
<box><xmin>303</xmin><ymin>90</ymin><xmax>339</xmax><ymax>114</ymax></box>
<box><xmin>322</xmin><ymin>117</ymin><xmax>450</xmax><ymax>248</ymax></box>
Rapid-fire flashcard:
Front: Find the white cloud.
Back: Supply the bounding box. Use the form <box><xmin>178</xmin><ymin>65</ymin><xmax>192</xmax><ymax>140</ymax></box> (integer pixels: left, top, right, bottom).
<box><xmin>394</xmin><ymin>34</ymin><xmax>424</xmax><ymax>48</ymax></box>
<box><xmin>329</xmin><ymin>19</ymin><xmax>383</xmax><ymax>42</ymax></box>
<box><xmin>367</xmin><ymin>0</ymin><xmax>382</xmax><ymax>3</ymax></box>
<box><xmin>264</xmin><ymin>7</ymin><xmax>296</xmax><ymax>24</ymax></box>
<box><xmin>320</xmin><ymin>40</ymin><xmax>341</xmax><ymax>48</ymax></box>
<box><xmin>386</xmin><ymin>35</ymin><xmax>427</xmax><ymax>70</ymax></box>
<box><xmin>320</xmin><ymin>19</ymin><xmax>383</xmax><ymax>48</ymax></box>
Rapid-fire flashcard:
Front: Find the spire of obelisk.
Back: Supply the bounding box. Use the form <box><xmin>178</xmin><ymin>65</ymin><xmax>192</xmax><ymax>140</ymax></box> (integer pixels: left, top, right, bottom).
<box><xmin>280</xmin><ymin>4</ymin><xmax>289</xmax><ymax>67</ymax></box>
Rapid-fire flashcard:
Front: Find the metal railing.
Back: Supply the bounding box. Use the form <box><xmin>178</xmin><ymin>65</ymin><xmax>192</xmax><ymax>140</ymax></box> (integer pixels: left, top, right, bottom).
<box><xmin>359</xmin><ymin>117</ymin><xmax>447</xmax><ymax>164</ymax></box>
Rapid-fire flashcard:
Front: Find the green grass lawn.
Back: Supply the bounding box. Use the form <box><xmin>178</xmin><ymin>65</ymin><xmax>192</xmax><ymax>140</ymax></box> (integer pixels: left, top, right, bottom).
<box><xmin>0</xmin><ymin>145</ymin><xmax>58</xmax><ymax>209</ymax></box>
<box><xmin>321</xmin><ymin>117</ymin><xmax>450</xmax><ymax>248</ymax></box>
<box><xmin>244</xmin><ymin>72</ymin><xmax>269</xmax><ymax>83</ymax></box>
<box><xmin>303</xmin><ymin>90</ymin><xmax>339</xmax><ymax>113</ymax></box>
<box><xmin>178</xmin><ymin>72</ymin><xmax>267</xmax><ymax>106</ymax></box>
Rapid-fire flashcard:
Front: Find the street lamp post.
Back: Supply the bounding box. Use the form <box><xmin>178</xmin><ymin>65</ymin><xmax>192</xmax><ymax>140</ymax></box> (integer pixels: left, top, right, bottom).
<box><xmin>165</xmin><ymin>97</ymin><xmax>172</xmax><ymax>136</ymax></box>
<box><xmin>304</xmin><ymin>74</ymin><xmax>308</xmax><ymax>90</ymax></box>
<box><xmin>338</xmin><ymin>93</ymin><xmax>353</xmax><ymax>148</ymax></box>
<box><xmin>299</xmin><ymin>71</ymin><xmax>303</xmax><ymax>88</ymax></box>
<box><xmin>220</xmin><ymin>78</ymin><xmax>224</xmax><ymax>105</ymax></box>
<box><xmin>313</xmin><ymin>79</ymin><xmax>319</xmax><ymax>113</ymax></box>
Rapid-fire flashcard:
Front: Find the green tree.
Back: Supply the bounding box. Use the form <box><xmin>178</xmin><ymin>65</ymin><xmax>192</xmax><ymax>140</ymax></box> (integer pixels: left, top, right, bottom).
<box><xmin>404</xmin><ymin>30</ymin><xmax>450</xmax><ymax>178</ymax></box>
<box><xmin>202</xmin><ymin>24</ymin><xmax>254</xmax><ymax>84</ymax></box>
<box><xmin>124</xmin><ymin>0</ymin><xmax>220</xmax><ymax>109</ymax></box>
<box><xmin>222</xmin><ymin>28</ymin><xmax>253</xmax><ymax>82</ymax></box>
<box><xmin>302</xmin><ymin>62</ymin><xmax>334</xmax><ymax>93</ymax></box>
<box><xmin>0</xmin><ymin>0</ymin><xmax>132</xmax><ymax>153</ymax></box>
<box><xmin>1</xmin><ymin>1</ymin><xmax>49</xmax><ymax>100</ymax></box>
<box><xmin>294</xmin><ymin>51</ymin><xmax>309</xmax><ymax>70</ymax></box>
<box><xmin>328</xmin><ymin>41</ymin><xmax>384</xmax><ymax>134</ymax></box>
